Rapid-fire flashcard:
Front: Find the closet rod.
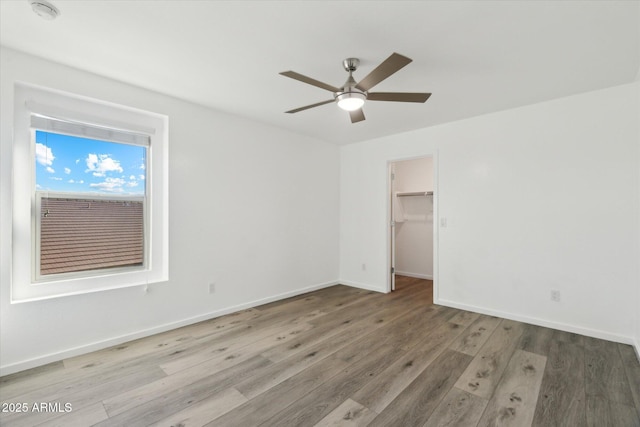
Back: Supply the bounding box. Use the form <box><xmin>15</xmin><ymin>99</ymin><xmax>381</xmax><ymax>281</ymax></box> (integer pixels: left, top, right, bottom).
<box><xmin>397</xmin><ymin>191</ymin><xmax>433</xmax><ymax>197</ymax></box>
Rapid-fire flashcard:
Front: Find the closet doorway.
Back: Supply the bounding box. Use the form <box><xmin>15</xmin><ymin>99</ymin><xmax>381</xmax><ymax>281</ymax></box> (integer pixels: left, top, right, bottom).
<box><xmin>389</xmin><ymin>156</ymin><xmax>435</xmax><ymax>296</ymax></box>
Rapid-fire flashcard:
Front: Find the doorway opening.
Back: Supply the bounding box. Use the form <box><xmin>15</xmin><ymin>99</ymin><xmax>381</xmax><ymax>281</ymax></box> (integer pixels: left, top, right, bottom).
<box><xmin>388</xmin><ymin>155</ymin><xmax>436</xmax><ymax>302</ymax></box>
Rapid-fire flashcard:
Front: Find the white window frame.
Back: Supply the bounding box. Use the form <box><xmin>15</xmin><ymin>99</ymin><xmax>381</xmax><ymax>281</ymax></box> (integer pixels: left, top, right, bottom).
<box><xmin>11</xmin><ymin>82</ymin><xmax>169</xmax><ymax>302</ymax></box>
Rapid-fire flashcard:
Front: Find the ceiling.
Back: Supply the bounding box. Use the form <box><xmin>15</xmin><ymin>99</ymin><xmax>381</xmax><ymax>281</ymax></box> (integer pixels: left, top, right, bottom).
<box><xmin>1</xmin><ymin>1</ymin><xmax>638</xmax><ymax>145</ymax></box>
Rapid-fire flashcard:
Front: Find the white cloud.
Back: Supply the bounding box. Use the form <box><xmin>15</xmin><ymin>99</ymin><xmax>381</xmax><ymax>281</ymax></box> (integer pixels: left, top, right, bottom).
<box><xmin>140</xmin><ymin>163</ymin><xmax>146</xmax><ymax>170</ymax></box>
<box><xmin>78</xmin><ymin>180</ymin><xmax>84</xmax><ymax>184</ymax></box>
<box><xmin>46</xmin><ymin>166</ymin><xmax>55</xmax><ymax>174</ymax></box>
<box><xmin>85</xmin><ymin>153</ymin><xmax>123</xmax><ymax>177</ymax></box>
<box><xmin>64</xmin><ymin>168</ymin><xmax>71</xmax><ymax>174</ymax></box>
<box><xmin>75</xmin><ymin>159</ymin><xmax>80</xmax><ymax>164</ymax></box>
<box><xmin>89</xmin><ymin>177</ymin><xmax>126</xmax><ymax>192</ymax></box>
<box><xmin>86</xmin><ymin>154</ymin><xmax>98</xmax><ymax>169</ymax></box>
<box><xmin>129</xmin><ymin>175</ymin><xmax>136</xmax><ymax>180</ymax></box>
<box><xmin>35</xmin><ymin>143</ymin><xmax>55</xmax><ymax>166</ymax></box>
<box><xmin>139</xmin><ymin>175</ymin><xmax>145</xmax><ymax>180</ymax></box>
<box><xmin>50</xmin><ymin>177</ymin><xmax>62</xmax><ymax>181</ymax></box>
<box><xmin>126</xmin><ymin>181</ymin><xmax>139</xmax><ymax>188</ymax></box>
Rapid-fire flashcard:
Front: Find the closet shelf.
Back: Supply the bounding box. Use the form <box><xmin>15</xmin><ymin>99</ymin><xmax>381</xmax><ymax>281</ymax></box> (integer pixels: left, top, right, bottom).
<box><xmin>396</xmin><ymin>191</ymin><xmax>433</xmax><ymax>197</ymax></box>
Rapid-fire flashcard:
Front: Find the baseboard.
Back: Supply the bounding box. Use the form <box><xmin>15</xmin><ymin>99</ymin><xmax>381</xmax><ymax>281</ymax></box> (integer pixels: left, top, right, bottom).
<box><xmin>437</xmin><ymin>298</ymin><xmax>636</xmax><ymax>346</ymax></box>
<box><xmin>394</xmin><ymin>271</ymin><xmax>433</xmax><ymax>280</ymax></box>
<box><xmin>339</xmin><ymin>279</ymin><xmax>386</xmax><ymax>293</ymax></box>
<box><xmin>0</xmin><ymin>280</ymin><xmax>339</xmax><ymax>377</ymax></box>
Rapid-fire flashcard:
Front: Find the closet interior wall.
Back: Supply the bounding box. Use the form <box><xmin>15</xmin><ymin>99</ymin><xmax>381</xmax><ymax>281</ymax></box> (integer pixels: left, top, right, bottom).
<box><xmin>393</xmin><ymin>157</ymin><xmax>434</xmax><ymax>279</ymax></box>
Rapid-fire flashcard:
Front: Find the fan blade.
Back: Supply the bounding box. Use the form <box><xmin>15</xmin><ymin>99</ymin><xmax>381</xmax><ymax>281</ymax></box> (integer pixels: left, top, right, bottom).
<box><xmin>280</xmin><ymin>71</ymin><xmax>341</xmax><ymax>93</ymax></box>
<box><xmin>285</xmin><ymin>99</ymin><xmax>334</xmax><ymax>114</ymax></box>
<box><xmin>367</xmin><ymin>92</ymin><xmax>431</xmax><ymax>103</ymax></box>
<box><xmin>349</xmin><ymin>109</ymin><xmax>365</xmax><ymax>123</ymax></box>
<box><xmin>355</xmin><ymin>53</ymin><xmax>412</xmax><ymax>92</ymax></box>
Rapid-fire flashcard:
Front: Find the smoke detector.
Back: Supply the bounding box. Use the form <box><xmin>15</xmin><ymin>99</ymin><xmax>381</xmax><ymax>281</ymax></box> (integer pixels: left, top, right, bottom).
<box><xmin>30</xmin><ymin>1</ymin><xmax>60</xmax><ymax>20</ymax></box>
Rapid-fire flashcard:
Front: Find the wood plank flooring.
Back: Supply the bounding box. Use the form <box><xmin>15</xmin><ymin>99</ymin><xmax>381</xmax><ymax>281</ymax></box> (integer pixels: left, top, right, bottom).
<box><xmin>1</xmin><ymin>276</ymin><xmax>639</xmax><ymax>426</ymax></box>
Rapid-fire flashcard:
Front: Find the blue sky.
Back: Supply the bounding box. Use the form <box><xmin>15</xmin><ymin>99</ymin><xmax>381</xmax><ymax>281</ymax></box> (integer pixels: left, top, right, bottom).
<box><xmin>35</xmin><ymin>131</ymin><xmax>146</xmax><ymax>195</ymax></box>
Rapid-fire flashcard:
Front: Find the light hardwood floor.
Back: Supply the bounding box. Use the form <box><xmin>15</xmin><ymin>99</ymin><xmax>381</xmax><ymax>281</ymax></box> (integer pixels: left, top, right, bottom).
<box><xmin>1</xmin><ymin>276</ymin><xmax>639</xmax><ymax>426</ymax></box>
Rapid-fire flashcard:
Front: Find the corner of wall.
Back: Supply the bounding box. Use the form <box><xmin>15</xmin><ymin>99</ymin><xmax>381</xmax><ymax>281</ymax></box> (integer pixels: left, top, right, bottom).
<box><xmin>636</xmin><ymin>74</ymin><xmax>640</xmax><ymax>362</ymax></box>
<box><xmin>338</xmin><ymin>279</ymin><xmax>387</xmax><ymax>294</ymax></box>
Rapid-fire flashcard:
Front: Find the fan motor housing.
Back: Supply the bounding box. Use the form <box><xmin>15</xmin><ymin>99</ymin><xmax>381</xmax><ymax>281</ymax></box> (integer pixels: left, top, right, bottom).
<box><xmin>342</xmin><ymin>58</ymin><xmax>360</xmax><ymax>72</ymax></box>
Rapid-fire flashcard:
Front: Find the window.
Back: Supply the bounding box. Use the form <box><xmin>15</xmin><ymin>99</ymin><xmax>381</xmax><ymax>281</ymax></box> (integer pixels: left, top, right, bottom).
<box><xmin>11</xmin><ymin>83</ymin><xmax>168</xmax><ymax>302</ymax></box>
<box><xmin>34</xmin><ymin>130</ymin><xmax>147</xmax><ymax>279</ymax></box>
<box><xmin>38</xmin><ymin>194</ymin><xmax>145</xmax><ymax>276</ymax></box>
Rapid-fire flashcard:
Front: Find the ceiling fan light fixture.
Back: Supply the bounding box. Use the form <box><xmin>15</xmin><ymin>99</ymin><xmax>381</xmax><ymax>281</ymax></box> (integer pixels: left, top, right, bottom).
<box><xmin>281</xmin><ymin>53</ymin><xmax>430</xmax><ymax>123</ymax></box>
<box><xmin>336</xmin><ymin>91</ymin><xmax>366</xmax><ymax>111</ymax></box>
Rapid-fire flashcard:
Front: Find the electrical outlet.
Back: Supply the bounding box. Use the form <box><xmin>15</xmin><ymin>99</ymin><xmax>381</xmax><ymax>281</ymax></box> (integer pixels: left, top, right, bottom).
<box><xmin>209</xmin><ymin>282</ymin><xmax>216</xmax><ymax>294</ymax></box>
<box><xmin>550</xmin><ymin>290</ymin><xmax>561</xmax><ymax>302</ymax></box>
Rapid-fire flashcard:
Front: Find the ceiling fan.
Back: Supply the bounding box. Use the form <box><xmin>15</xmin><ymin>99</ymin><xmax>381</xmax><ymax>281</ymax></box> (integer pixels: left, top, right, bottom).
<box><xmin>280</xmin><ymin>52</ymin><xmax>431</xmax><ymax>123</ymax></box>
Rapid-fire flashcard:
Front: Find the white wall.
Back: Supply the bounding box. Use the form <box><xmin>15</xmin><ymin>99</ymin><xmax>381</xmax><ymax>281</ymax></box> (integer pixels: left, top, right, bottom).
<box><xmin>393</xmin><ymin>157</ymin><xmax>434</xmax><ymax>279</ymax></box>
<box><xmin>341</xmin><ymin>82</ymin><xmax>640</xmax><ymax>344</ymax></box>
<box><xmin>0</xmin><ymin>48</ymin><xmax>340</xmax><ymax>375</ymax></box>
<box><xmin>636</xmin><ymin>69</ymin><xmax>640</xmax><ymax>358</ymax></box>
